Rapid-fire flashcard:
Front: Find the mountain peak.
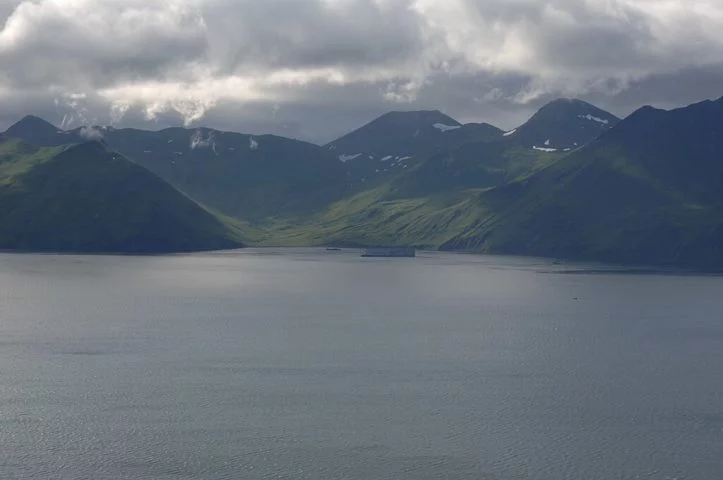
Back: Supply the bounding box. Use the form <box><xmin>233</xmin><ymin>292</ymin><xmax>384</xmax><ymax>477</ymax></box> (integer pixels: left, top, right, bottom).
<box><xmin>0</xmin><ymin>139</ymin><xmax>242</xmax><ymax>253</ymax></box>
<box><xmin>327</xmin><ymin>109</ymin><xmax>462</xmax><ymax>145</ymax></box>
<box><xmin>535</xmin><ymin>98</ymin><xmax>611</xmax><ymax>115</ymax></box>
<box><xmin>323</xmin><ymin>109</ymin><xmax>469</xmax><ymax>161</ymax></box>
<box><xmin>508</xmin><ymin>98</ymin><xmax>620</xmax><ymax>149</ymax></box>
<box><xmin>540</xmin><ymin>97</ymin><xmax>586</xmax><ymax>109</ymax></box>
<box><xmin>6</xmin><ymin>115</ymin><xmax>59</xmax><ymax>135</ymax></box>
<box><xmin>376</xmin><ymin>109</ymin><xmax>460</xmax><ymax>127</ymax></box>
<box><xmin>4</xmin><ymin>115</ymin><xmax>67</xmax><ymax>147</ymax></box>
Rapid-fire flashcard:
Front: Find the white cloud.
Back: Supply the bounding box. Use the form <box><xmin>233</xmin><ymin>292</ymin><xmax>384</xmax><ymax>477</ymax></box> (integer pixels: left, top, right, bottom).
<box><xmin>79</xmin><ymin>125</ymin><xmax>104</xmax><ymax>141</ymax></box>
<box><xmin>2</xmin><ymin>0</ymin><xmax>723</xmax><ymax>138</ymax></box>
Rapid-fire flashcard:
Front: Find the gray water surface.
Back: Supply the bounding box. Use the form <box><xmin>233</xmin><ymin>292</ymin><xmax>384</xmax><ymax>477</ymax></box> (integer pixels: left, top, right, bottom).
<box><xmin>1</xmin><ymin>249</ymin><xmax>722</xmax><ymax>480</ymax></box>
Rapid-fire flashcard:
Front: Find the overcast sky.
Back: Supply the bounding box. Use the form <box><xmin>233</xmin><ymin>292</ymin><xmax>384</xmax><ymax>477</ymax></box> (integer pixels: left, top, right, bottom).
<box><xmin>1</xmin><ymin>0</ymin><xmax>723</xmax><ymax>144</ymax></box>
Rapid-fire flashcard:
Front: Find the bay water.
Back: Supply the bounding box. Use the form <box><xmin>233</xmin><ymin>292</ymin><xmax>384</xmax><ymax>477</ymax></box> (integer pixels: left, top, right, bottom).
<box><xmin>1</xmin><ymin>249</ymin><xmax>722</xmax><ymax>479</ymax></box>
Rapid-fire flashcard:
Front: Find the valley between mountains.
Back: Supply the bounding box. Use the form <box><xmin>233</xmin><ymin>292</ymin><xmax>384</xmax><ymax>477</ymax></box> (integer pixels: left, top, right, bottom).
<box><xmin>3</xmin><ymin>96</ymin><xmax>723</xmax><ymax>268</ymax></box>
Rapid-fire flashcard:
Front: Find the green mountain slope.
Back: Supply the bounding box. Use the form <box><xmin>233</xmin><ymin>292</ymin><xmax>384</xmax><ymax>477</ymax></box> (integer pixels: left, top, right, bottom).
<box><xmin>440</xmin><ymin>97</ymin><xmax>723</xmax><ymax>268</ymax></box>
<box><xmin>100</xmin><ymin>127</ymin><xmax>350</xmax><ymax>220</ymax></box>
<box><xmin>255</xmin><ymin>101</ymin><xmax>618</xmax><ymax>248</ymax></box>
<box><xmin>263</xmin><ymin>96</ymin><xmax>723</xmax><ymax>269</ymax></box>
<box><xmin>0</xmin><ymin>138</ymin><xmax>243</xmax><ymax>253</ymax></box>
<box><xmin>262</xmin><ymin>179</ymin><xmax>489</xmax><ymax>249</ymax></box>
<box><xmin>387</xmin><ymin>138</ymin><xmax>565</xmax><ymax>198</ymax></box>
<box><xmin>2</xmin><ymin>121</ymin><xmax>350</xmax><ymax>220</ymax></box>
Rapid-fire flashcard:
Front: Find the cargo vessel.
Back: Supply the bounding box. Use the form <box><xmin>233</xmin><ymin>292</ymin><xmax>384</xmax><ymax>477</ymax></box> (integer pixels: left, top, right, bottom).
<box><xmin>361</xmin><ymin>247</ymin><xmax>416</xmax><ymax>258</ymax></box>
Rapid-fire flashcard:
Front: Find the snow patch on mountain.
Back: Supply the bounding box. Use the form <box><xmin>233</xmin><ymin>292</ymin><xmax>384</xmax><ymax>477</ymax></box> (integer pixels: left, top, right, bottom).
<box><xmin>433</xmin><ymin>123</ymin><xmax>462</xmax><ymax>132</ymax></box>
<box><xmin>190</xmin><ymin>130</ymin><xmax>216</xmax><ymax>151</ymax></box>
<box><xmin>578</xmin><ymin>114</ymin><xmax>609</xmax><ymax>125</ymax></box>
<box><xmin>533</xmin><ymin>146</ymin><xmax>558</xmax><ymax>152</ymax></box>
<box><xmin>503</xmin><ymin>129</ymin><xmax>517</xmax><ymax>136</ymax></box>
<box><xmin>249</xmin><ymin>137</ymin><xmax>259</xmax><ymax>150</ymax></box>
<box><xmin>339</xmin><ymin>153</ymin><xmax>362</xmax><ymax>162</ymax></box>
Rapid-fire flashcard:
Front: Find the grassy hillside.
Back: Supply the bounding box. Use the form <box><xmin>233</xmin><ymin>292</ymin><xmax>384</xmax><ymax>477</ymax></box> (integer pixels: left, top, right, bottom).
<box><xmin>0</xmin><ymin>139</ymin><xmax>244</xmax><ymax>253</ymax></box>
<box><xmin>258</xmin><ymin>97</ymin><xmax>723</xmax><ymax>269</ymax></box>
<box><xmin>102</xmin><ymin>127</ymin><xmax>350</xmax><ymax>220</ymax></box>
<box><xmin>2</xmin><ymin>120</ymin><xmax>351</xmax><ymax>220</ymax></box>
<box><xmin>439</xmin><ymin>99</ymin><xmax>723</xmax><ymax>268</ymax></box>
<box><xmin>255</xmin><ymin>135</ymin><xmax>564</xmax><ymax>247</ymax></box>
<box><xmin>387</xmin><ymin>140</ymin><xmax>564</xmax><ymax>198</ymax></box>
<box><xmin>262</xmin><ymin>182</ymin><xmax>489</xmax><ymax>248</ymax></box>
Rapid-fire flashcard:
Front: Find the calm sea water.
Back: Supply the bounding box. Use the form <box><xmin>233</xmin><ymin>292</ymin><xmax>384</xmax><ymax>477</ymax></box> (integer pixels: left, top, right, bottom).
<box><xmin>1</xmin><ymin>249</ymin><xmax>722</xmax><ymax>480</ymax></box>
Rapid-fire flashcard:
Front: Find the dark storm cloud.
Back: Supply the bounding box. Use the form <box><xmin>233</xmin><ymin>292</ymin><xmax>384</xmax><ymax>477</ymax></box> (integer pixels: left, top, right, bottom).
<box><xmin>0</xmin><ymin>0</ymin><xmax>208</xmax><ymax>90</ymax></box>
<box><xmin>1</xmin><ymin>0</ymin><xmax>723</xmax><ymax>143</ymax></box>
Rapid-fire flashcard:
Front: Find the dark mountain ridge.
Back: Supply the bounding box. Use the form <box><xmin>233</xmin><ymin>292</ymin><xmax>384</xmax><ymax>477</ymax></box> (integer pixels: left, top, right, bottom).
<box><xmin>2</xmin><ymin>122</ymin><xmax>350</xmax><ymax>220</ymax></box>
<box><xmin>0</xmin><ymin>138</ymin><xmax>242</xmax><ymax>253</ymax></box>
<box><xmin>5</xmin><ymin>115</ymin><xmax>68</xmax><ymax>147</ymax></box>
<box><xmin>365</xmin><ymin>99</ymin><xmax>617</xmax><ymax>198</ymax></box>
<box><xmin>439</xmin><ymin>96</ymin><xmax>723</xmax><ymax>268</ymax></box>
<box><xmin>502</xmin><ymin>98</ymin><xmax>620</xmax><ymax>150</ymax></box>
<box><xmin>324</xmin><ymin>109</ymin><xmax>503</xmax><ymax>179</ymax></box>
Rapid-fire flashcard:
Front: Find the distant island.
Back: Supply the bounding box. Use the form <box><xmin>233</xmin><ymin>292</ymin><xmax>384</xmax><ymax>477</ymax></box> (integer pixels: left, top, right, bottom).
<box><xmin>3</xmin><ymin>95</ymin><xmax>723</xmax><ymax>268</ymax></box>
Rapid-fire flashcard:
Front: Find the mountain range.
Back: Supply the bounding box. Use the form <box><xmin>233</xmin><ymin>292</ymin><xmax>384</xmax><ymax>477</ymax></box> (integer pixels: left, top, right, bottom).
<box><xmin>6</xmin><ymin>118</ymin><xmax>349</xmax><ymax>220</ymax></box>
<box><xmin>3</xmin><ymin>95</ymin><xmax>723</xmax><ymax>268</ymax></box>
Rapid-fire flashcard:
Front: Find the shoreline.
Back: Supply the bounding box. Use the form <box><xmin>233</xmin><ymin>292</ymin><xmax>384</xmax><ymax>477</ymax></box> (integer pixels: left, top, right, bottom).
<box><xmin>1</xmin><ymin>245</ymin><xmax>721</xmax><ymax>276</ymax></box>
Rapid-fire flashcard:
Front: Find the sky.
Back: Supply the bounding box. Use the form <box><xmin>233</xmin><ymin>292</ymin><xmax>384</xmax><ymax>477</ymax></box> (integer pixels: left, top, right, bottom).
<box><xmin>1</xmin><ymin>0</ymin><xmax>723</xmax><ymax>144</ymax></box>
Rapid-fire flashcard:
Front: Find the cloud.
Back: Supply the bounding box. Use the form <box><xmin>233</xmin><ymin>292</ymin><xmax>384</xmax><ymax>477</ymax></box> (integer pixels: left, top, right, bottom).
<box><xmin>79</xmin><ymin>125</ymin><xmax>104</xmax><ymax>141</ymax></box>
<box><xmin>1</xmin><ymin>0</ymin><xmax>723</xmax><ymax>141</ymax></box>
<box><xmin>0</xmin><ymin>0</ymin><xmax>206</xmax><ymax>89</ymax></box>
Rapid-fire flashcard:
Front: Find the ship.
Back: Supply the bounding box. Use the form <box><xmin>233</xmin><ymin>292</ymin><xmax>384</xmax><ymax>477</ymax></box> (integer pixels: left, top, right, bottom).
<box><xmin>361</xmin><ymin>247</ymin><xmax>416</xmax><ymax>258</ymax></box>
